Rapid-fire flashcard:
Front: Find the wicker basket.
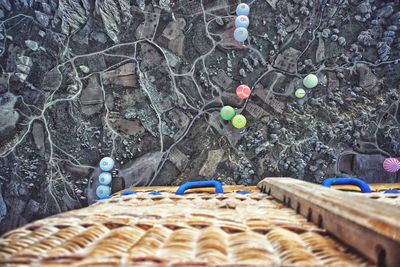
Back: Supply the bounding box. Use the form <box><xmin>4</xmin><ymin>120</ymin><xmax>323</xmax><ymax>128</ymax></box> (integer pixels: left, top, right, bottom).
<box><xmin>0</xmin><ymin>178</ymin><xmax>399</xmax><ymax>267</ymax></box>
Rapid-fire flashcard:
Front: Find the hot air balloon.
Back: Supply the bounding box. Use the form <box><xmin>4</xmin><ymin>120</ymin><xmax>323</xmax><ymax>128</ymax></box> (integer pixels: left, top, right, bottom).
<box><xmin>303</xmin><ymin>74</ymin><xmax>319</xmax><ymax>89</ymax></box>
<box><xmin>235</xmin><ymin>15</ymin><xmax>249</xmax><ymax>28</ymax></box>
<box><xmin>96</xmin><ymin>185</ymin><xmax>111</xmax><ymax>199</ymax></box>
<box><xmin>220</xmin><ymin>106</ymin><xmax>235</xmax><ymax>120</ymax></box>
<box><xmin>383</xmin><ymin>157</ymin><xmax>400</xmax><ymax>173</ymax></box>
<box><xmin>295</xmin><ymin>89</ymin><xmax>306</xmax><ymax>99</ymax></box>
<box><xmin>234</xmin><ymin>27</ymin><xmax>248</xmax><ymax>42</ymax></box>
<box><xmin>236</xmin><ymin>3</ymin><xmax>250</xmax><ymax>16</ymax></box>
<box><xmin>99</xmin><ymin>157</ymin><xmax>115</xmax><ymax>172</ymax></box>
<box><xmin>232</xmin><ymin>114</ymin><xmax>247</xmax><ymax>129</ymax></box>
<box><xmin>236</xmin><ymin>85</ymin><xmax>251</xmax><ymax>100</ymax></box>
<box><xmin>98</xmin><ymin>172</ymin><xmax>112</xmax><ymax>185</ymax></box>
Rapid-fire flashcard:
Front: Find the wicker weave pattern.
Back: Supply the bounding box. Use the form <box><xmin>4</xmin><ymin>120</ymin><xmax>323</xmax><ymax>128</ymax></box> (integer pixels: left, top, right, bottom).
<box><xmin>0</xmin><ymin>192</ymin><xmax>372</xmax><ymax>266</ymax></box>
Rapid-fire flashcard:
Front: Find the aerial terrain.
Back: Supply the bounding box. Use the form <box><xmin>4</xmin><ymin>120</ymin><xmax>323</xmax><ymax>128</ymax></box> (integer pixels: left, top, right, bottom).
<box><xmin>0</xmin><ymin>0</ymin><xmax>399</xmax><ymax>233</ymax></box>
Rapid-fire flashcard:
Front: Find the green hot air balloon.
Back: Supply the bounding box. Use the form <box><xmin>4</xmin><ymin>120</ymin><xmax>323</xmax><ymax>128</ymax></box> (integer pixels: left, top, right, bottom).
<box><xmin>220</xmin><ymin>106</ymin><xmax>235</xmax><ymax>121</ymax></box>
<box><xmin>303</xmin><ymin>74</ymin><xmax>318</xmax><ymax>89</ymax></box>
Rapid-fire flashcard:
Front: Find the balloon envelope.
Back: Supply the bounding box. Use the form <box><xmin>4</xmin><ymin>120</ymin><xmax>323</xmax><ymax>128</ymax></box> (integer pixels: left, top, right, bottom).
<box><xmin>98</xmin><ymin>172</ymin><xmax>112</xmax><ymax>185</ymax></box>
<box><xmin>99</xmin><ymin>157</ymin><xmax>115</xmax><ymax>171</ymax></box>
<box><xmin>234</xmin><ymin>27</ymin><xmax>248</xmax><ymax>42</ymax></box>
<box><xmin>295</xmin><ymin>89</ymin><xmax>306</xmax><ymax>99</ymax></box>
<box><xmin>236</xmin><ymin>85</ymin><xmax>251</xmax><ymax>100</ymax></box>
<box><xmin>235</xmin><ymin>15</ymin><xmax>249</xmax><ymax>28</ymax></box>
<box><xmin>220</xmin><ymin>106</ymin><xmax>235</xmax><ymax>120</ymax></box>
<box><xmin>96</xmin><ymin>185</ymin><xmax>111</xmax><ymax>198</ymax></box>
<box><xmin>383</xmin><ymin>158</ymin><xmax>400</xmax><ymax>173</ymax></box>
<box><xmin>236</xmin><ymin>3</ymin><xmax>250</xmax><ymax>16</ymax></box>
<box><xmin>303</xmin><ymin>74</ymin><xmax>318</xmax><ymax>89</ymax></box>
<box><xmin>232</xmin><ymin>114</ymin><xmax>247</xmax><ymax>129</ymax></box>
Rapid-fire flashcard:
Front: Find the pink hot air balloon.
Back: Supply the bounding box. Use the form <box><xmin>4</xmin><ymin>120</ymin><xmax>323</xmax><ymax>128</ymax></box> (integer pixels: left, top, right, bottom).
<box><xmin>236</xmin><ymin>85</ymin><xmax>251</xmax><ymax>100</ymax></box>
<box><xmin>383</xmin><ymin>157</ymin><xmax>400</xmax><ymax>173</ymax></box>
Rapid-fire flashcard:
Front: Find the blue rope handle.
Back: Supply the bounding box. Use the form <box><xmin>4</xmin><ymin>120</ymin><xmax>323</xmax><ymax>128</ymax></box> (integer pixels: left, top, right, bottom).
<box><xmin>322</xmin><ymin>178</ymin><xmax>372</xmax><ymax>193</ymax></box>
<box><xmin>176</xmin><ymin>181</ymin><xmax>224</xmax><ymax>195</ymax></box>
<box><xmin>384</xmin><ymin>189</ymin><xmax>400</xmax><ymax>194</ymax></box>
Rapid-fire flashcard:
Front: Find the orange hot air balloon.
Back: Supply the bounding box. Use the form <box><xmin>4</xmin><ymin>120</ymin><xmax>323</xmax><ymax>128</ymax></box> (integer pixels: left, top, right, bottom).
<box><xmin>236</xmin><ymin>85</ymin><xmax>251</xmax><ymax>100</ymax></box>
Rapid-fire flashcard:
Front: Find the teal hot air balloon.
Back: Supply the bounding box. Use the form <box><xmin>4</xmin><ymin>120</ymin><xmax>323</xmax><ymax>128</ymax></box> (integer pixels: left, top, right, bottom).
<box><xmin>99</xmin><ymin>157</ymin><xmax>115</xmax><ymax>172</ymax></box>
<box><xmin>236</xmin><ymin>3</ymin><xmax>250</xmax><ymax>16</ymax></box>
<box><xmin>98</xmin><ymin>172</ymin><xmax>112</xmax><ymax>185</ymax></box>
<box><xmin>235</xmin><ymin>15</ymin><xmax>249</xmax><ymax>28</ymax></box>
<box><xmin>96</xmin><ymin>185</ymin><xmax>111</xmax><ymax>199</ymax></box>
<box><xmin>234</xmin><ymin>27</ymin><xmax>248</xmax><ymax>42</ymax></box>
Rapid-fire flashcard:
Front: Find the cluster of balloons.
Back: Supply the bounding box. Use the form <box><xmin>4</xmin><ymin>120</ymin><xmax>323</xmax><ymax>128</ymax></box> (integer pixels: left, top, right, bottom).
<box><xmin>220</xmin><ymin>106</ymin><xmax>247</xmax><ymax>129</ymax></box>
<box><xmin>96</xmin><ymin>157</ymin><xmax>115</xmax><ymax>199</ymax></box>
<box><xmin>383</xmin><ymin>158</ymin><xmax>400</xmax><ymax>173</ymax></box>
<box><xmin>220</xmin><ymin>84</ymin><xmax>251</xmax><ymax>129</ymax></box>
<box><xmin>234</xmin><ymin>3</ymin><xmax>250</xmax><ymax>43</ymax></box>
<box><xmin>294</xmin><ymin>74</ymin><xmax>319</xmax><ymax>99</ymax></box>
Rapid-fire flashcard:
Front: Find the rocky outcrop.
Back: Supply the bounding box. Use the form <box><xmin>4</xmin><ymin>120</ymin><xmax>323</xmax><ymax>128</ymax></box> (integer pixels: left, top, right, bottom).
<box><xmin>199</xmin><ymin>149</ymin><xmax>224</xmax><ymax>177</ymax></box>
<box><xmin>0</xmin><ymin>92</ymin><xmax>19</xmax><ymax>141</ymax></box>
<box><xmin>57</xmin><ymin>0</ymin><xmax>91</xmax><ymax>35</ymax></box>
<box><xmin>95</xmin><ymin>0</ymin><xmax>132</xmax><ymax>43</ymax></box>
<box><xmin>1</xmin><ymin>0</ymin><xmax>133</xmax><ymax>43</ymax></box>
<box><xmin>0</xmin><ymin>185</ymin><xmax>6</xmax><ymax>223</ymax></box>
<box><xmin>0</xmin><ymin>0</ymin><xmax>11</xmax><ymax>11</ymax></box>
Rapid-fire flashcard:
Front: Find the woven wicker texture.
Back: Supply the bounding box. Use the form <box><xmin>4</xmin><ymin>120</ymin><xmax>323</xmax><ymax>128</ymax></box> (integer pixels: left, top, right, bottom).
<box><xmin>0</xmin><ymin>191</ymin><xmax>372</xmax><ymax>267</ymax></box>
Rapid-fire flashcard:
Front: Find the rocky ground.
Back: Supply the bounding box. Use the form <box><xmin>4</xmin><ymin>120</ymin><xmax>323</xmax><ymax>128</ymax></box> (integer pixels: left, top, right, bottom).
<box><xmin>0</xmin><ymin>0</ymin><xmax>399</xmax><ymax>234</ymax></box>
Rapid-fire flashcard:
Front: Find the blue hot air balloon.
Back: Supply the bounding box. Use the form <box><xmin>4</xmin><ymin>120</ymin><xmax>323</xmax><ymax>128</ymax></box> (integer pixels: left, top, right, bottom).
<box><xmin>235</xmin><ymin>15</ymin><xmax>249</xmax><ymax>28</ymax></box>
<box><xmin>234</xmin><ymin>27</ymin><xmax>249</xmax><ymax>42</ymax></box>
<box><xmin>99</xmin><ymin>157</ymin><xmax>115</xmax><ymax>172</ymax></box>
<box><xmin>98</xmin><ymin>172</ymin><xmax>112</xmax><ymax>185</ymax></box>
<box><xmin>96</xmin><ymin>185</ymin><xmax>111</xmax><ymax>199</ymax></box>
<box><xmin>236</xmin><ymin>3</ymin><xmax>250</xmax><ymax>16</ymax></box>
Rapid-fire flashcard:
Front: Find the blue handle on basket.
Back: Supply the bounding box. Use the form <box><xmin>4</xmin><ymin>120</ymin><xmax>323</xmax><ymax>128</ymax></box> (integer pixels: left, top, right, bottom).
<box><xmin>176</xmin><ymin>181</ymin><xmax>224</xmax><ymax>195</ymax></box>
<box><xmin>322</xmin><ymin>178</ymin><xmax>372</xmax><ymax>193</ymax></box>
<box><xmin>384</xmin><ymin>189</ymin><xmax>400</xmax><ymax>194</ymax></box>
